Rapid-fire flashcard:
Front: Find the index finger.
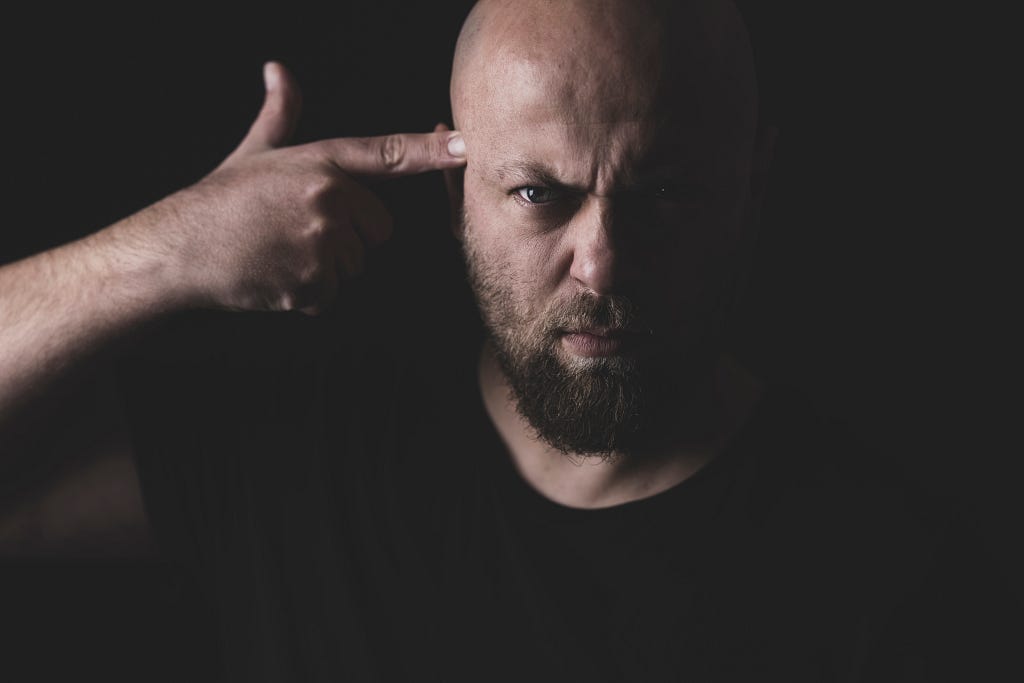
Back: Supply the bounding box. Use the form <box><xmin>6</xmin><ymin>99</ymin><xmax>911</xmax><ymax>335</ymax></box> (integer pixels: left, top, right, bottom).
<box><xmin>313</xmin><ymin>131</ymin><xmax>467</xmax><ymax>178</ymax></box>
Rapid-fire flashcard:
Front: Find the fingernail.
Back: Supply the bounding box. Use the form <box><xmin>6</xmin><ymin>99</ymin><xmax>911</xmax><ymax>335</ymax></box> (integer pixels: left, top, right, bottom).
<box><xmin>447</xmin><ymin>133</ymin><xmax>466</xmax><ymax>158</ymax></box>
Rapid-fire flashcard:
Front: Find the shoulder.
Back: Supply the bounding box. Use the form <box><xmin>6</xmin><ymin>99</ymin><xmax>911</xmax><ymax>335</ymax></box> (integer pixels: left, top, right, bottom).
<box><xmin>729</xmin><ymin>385</ymin><xmax>1024</xmax><ymax>674</ymax></box>
<box><xmin>738</xmin><ymin>383</ymin><xmax>950</xmax><ymax>590</ymax></box>
<box><xmin>744</xmin><ymin>384</ymin><xmax>935</xmax><ymax>514</ymax></box>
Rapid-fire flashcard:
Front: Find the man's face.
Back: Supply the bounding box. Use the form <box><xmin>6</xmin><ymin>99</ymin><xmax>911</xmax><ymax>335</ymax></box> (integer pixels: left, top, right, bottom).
<box><xmin>455</xmin><ymin>1</ymin><xmax>757</xmax><ymax>457</ymax></box>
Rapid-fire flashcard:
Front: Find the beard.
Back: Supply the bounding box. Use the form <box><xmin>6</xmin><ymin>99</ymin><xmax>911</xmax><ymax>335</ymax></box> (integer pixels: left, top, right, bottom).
<box><xmin>462</xmin><ymin>214</ymin><xmax>721</xmax><ymax>461</ymax></box>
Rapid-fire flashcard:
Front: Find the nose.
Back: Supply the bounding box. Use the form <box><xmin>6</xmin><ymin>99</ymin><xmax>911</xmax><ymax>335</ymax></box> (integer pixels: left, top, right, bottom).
<box><xmin>567</xmin><ymin>198</ymin><xmax>631</xmax><ymax>295</ymax></box>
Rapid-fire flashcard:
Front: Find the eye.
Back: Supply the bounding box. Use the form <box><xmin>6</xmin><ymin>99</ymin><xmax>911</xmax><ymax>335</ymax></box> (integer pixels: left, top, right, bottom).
<box><xmin>648</xmin><ymin>181</ymin><xmax>708</xmax><ymax>205</ymax></box>
<box><xmin>515</xmin><ymin>186</ymin><xmax>563</xmax><ymax>205</ymax></box>
<box><xmin>651</xmin><ymin>182</ymin><xmax>688</xmax><ymax>202</ymax></box>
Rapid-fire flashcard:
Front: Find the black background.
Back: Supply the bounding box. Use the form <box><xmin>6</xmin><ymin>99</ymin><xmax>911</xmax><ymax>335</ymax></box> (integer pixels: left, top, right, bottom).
<box><xmin>1</xmin><ymin>1</ymin><xmax>1017</xmax><ymax>680</ymax></box>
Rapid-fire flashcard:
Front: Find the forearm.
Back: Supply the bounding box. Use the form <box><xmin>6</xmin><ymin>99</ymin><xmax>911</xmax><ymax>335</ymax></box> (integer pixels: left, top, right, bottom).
<box><xmin>0</xmin><ymin>210</ymin><xmax>189</xmax><ymax>445</ymax></box>
<box><xmin>0</xmin><ymin>61</ymin><xmax>462</xmax><ymax>451</ymax></box>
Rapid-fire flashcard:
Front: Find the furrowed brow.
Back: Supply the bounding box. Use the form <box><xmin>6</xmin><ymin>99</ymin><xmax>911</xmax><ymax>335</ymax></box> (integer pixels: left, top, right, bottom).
<box><xmin>493</xmin><ymin>160</ymin><xmax>585</xmax><ymax>192</ymax></box>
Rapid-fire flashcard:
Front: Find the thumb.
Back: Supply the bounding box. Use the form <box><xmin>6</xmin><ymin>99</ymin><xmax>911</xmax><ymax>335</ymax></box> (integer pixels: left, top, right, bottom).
<box><xmin>231</xmin><ymin>61</ymin><xmax>303</xmax><ymax>159</ymax></box>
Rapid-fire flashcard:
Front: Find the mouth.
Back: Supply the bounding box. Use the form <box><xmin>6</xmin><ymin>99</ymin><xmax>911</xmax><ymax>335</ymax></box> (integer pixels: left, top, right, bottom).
<box><xmin>559</xmin><ymin>327</ymin><xmax>649</xmax><ymax>358</ymax></box>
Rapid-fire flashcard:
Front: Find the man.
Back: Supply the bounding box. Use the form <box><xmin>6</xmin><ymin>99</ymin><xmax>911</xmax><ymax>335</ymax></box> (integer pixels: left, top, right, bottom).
<box><xmin>0</xmin><ymin>0</ymin><xmax>1014</xmax><ymax>681</ymax></box>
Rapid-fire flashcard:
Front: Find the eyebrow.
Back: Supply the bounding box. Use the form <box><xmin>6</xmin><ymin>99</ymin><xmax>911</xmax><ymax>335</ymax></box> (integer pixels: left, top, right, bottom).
<box><xmin>492</xmin><ymin>160</ymin><xmax>588</xmax><ymax>193</ymax></box>
<box><xmin>491</xmin><ymin>158</ymin><xmax>711</xmax><ymax>193</ymax></box>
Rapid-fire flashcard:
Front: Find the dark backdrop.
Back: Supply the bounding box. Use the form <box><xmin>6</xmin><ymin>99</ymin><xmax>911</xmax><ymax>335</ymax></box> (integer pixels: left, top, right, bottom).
<box><xmin>2</xmin><ymin>1</ymin><xmax>1017</xmax><ymax>680</ymax></box>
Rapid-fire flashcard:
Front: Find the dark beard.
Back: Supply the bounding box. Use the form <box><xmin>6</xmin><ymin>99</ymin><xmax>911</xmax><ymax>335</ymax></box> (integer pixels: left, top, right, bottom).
<box><xmin>488</xmin><ymin>294</ymin><xmax>679</xmax><ymax>459</ymax></box>
<box><xmin>462</xmin><ymin>223</ymin><xmax>707</xmax><ymax>459</ymax></box>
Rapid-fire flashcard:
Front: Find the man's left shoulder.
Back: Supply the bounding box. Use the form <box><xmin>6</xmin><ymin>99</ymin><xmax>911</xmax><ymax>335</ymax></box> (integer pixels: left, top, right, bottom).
<box><xmin>743</xmin><ymin>384</ymin><xmax>948</xmax><ymax>571</ymax></box>
<box><xmin>745</xmin><ymin>385</ymin><xmax>929</xmax><ymax>506</ymax></box>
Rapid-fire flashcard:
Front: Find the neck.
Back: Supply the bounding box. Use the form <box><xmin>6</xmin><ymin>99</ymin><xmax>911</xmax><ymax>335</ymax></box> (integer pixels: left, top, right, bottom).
<box><xmin>478</xmin><ymin>340</ymin><xmax>763</xmax><ymax>509</ymax></box>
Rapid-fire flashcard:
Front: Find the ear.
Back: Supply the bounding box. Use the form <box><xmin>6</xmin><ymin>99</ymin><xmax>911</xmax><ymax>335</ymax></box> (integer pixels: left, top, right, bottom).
<box><xmin>434</xmin><ymin>122</ymin><xmax>466</xmax><ymax>239</ymax></box>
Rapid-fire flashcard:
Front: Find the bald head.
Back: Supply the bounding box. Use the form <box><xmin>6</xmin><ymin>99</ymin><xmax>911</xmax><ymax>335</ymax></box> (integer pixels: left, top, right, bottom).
<box><xmin>451</xmin><ymin>0</ymin><xmax>758</xmax><ymax>164</ymax></box>
<box><xmin>451</xmin><ymin>1</ymin><xmax>767</xmax><ymax>459</ymax></box>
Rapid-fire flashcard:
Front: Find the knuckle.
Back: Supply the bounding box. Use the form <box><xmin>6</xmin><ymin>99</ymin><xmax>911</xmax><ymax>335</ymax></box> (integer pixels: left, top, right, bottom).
<box><xmin>277</xmin><ymin>292</ymin><xmax>298</xmax><ymax>312</ymax></box>
<box><xmin>292</xmin><ymin>264</ymin><xmax>338</xmax><ymax>314</ymax></box>
<box><xmin>433</xmin><ymin>134</ymin><xmax>450</xmax><ymax>163</ymax></box>
<box><xmin>377</xmin><ymin>135</ymin><xmax>405</xmax><ymax>170</ymax></box>
<box><xmin>305</xmin><ymin>217</ymin><xmax>331</xmax><ymax>241</ymax></box>
<box><xmin>281</xmin><ymin>275</ymin><xmax>319</xmax><ymax>311</ymax></box>
<box><xmin>299</xmin><ymin>303</ymin><xmax>323</xmax><ymax>317</ymax></box>
<box><xmin>298</xmin><ymin>261</ymin><xmax>325</xmax><ymax>286</ymax></box>
<box><xmin>303</xmin><ymin>176</ymin><xmax>336</xmax><ymax>202</ymax></box>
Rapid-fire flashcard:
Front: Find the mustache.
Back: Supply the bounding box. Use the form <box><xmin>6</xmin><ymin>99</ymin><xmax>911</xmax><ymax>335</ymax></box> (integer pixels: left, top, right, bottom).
<box><xmin>541</xmin><ymin>292</ymin><xmax>654</xmax><ymax>337</ymax></box>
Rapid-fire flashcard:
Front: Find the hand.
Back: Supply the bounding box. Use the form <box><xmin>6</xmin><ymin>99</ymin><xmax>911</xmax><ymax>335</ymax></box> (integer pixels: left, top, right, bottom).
<box><xmin>142</xmin><ymin>61</ymin><xmax>466</xmax><ymax>315</ymax></box>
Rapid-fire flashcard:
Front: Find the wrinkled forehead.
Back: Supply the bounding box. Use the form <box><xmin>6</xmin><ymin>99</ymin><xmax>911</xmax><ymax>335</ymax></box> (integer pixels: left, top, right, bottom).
<box><xmin>462</xmin><ymin>63</ymin><xmax>752</xmax><ymax>185</ymax></box>
<box><xmin>453</xmin><ymin>0</ymin><xmax>758</xmax><ymax>180</ymax></box>
<box><xmin>473</xmin><ymin>53</ymin><xmax>659</xmax><ymax>133</ymax></box>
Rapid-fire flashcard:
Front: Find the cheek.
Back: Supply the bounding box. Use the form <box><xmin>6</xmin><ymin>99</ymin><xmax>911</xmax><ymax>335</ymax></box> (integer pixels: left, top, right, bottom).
<box><xmin>621</xmin><ymin>222</ymin><xmax>735</xmax><ymax>329</ymax></box>
<box><xmin>652</xmin><ymin>241</ymin><xmax>736</xmax><ymax>326</ymax></box>
<box><xmin>464</xmin><ymin>188</ymin><xmax>566</xmax><ymax>305</ymax></box>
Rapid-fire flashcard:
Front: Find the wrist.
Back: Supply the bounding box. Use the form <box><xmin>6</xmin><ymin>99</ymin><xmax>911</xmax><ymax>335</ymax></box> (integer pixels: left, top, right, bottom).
<box><xmin>83</xmin><ymin>204</ymin><xmax>204</xmax><ymax>320</ymax></box>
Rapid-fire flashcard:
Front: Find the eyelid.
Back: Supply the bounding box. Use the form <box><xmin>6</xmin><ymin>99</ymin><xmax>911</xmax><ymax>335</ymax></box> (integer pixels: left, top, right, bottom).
<box><xmin>633</xmin><ymin>180</ymin><xmax>709</xmax><ymax>201</ymax></box>
<box><xmin>511</xmin><ymin>185</ymin><xmax>570</xmax><ymax>207</ymax></box>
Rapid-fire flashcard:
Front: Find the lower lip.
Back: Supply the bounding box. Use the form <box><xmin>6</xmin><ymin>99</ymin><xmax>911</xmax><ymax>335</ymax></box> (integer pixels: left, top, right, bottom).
<box><xmin>561</xmin><ymin>332</ymin><xmax>628</xmax><ymax>357</ymax></box>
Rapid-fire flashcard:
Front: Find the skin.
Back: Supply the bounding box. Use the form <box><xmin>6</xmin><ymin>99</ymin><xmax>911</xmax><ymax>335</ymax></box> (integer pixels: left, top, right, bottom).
<box><xmin>0</xmin><ymin>62</ymin><xmax>466</xmax><ymax>554</ymax></box>
<box><xmin>448</xmin><ymin>0</ymin><xmax>773</xmax><ymax>508</ymax></box>
<box><xmin>0</xmin><ymin>0</ymin><xmax>773</xmax><ymax>551</ymax></box>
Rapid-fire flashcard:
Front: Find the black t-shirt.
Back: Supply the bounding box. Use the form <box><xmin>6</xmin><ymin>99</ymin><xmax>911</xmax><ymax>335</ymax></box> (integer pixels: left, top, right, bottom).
<box><xmin>116</xmin><ymin>284</ymin><xmax>1018</xmax><ymax>682</ymax></box>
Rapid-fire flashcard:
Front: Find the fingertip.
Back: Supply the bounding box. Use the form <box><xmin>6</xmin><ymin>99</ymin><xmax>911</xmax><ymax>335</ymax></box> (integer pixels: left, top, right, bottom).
<box><xmin>434</xmin><ymin>122</ymin><xmax>451</xmax><ymax>134</ymax></box>
<box><xmin>263</xmin><ymin>61</ymin><xmax>280</xmax><ymax>92</ymax></box>
<box><xmin>446</xmin><ymin>132</ymin><xmax>466</xmax><ymax>159</ymax></box>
